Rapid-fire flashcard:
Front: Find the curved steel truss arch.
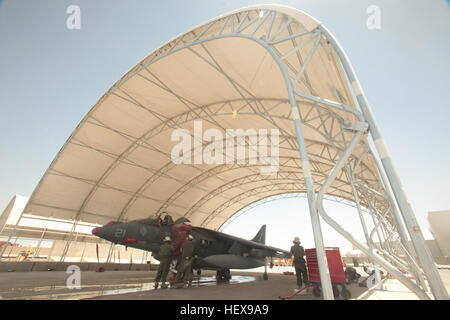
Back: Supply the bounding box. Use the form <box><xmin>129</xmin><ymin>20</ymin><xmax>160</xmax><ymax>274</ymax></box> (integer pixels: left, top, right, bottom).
<box><xmin>18</xmin><ymin>5</ymin><xmax>447</xmax><ymax>299</ymax></box>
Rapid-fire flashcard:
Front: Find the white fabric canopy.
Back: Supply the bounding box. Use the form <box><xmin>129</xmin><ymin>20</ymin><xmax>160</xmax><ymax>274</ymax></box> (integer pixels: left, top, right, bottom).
<box><xmin>24</xmin><ymin>5</ymin><xmax>387</xmax><ymax>230</ymax></box>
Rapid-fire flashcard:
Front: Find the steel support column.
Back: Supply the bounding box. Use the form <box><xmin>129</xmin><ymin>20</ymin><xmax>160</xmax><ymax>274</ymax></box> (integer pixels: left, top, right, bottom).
<box><xmin>80</xmin><ymin>241</ymin><xmax>87</xmax><ymax>263</ymax></box>
<box><xmin>60</xmin><ymin>220</ymin><xmax>78</xmax><ymax>262</ymax></box>
<box><xmin>315</xmin><ymin>132</ymin><xmax>429</xmax><ymax>299</ymax></box>
<box><xmin>372</xmin><ymin>153</ymin><xmax>428</xmax><ymax>290</ymax></box>
<box><xmin>318</xmin><ymin>24</ymin><xmax>448</xmax><ymax>299</ymax></box>
<box><xmin>287</xmin><ymin>84</ymin><xmax>334</xmax><ymax>299</ymax></box>
<box><xmin>32</xmin><ymin>228</ymin><xmax>47</xmax><ymax>260</ymax></box>
<box><xmin>345</xmin><ymin>166</ymin><xmax>374</xmax><ymax>258</ymax></box>
<box><xmin>219</xmin><ymin>28</ymin><xmax>336</xmax><ymax>299</ymax></box>
<box><xmin>106</xmin><ymin>242</ymin><xmax>115</xmax><ymax>263</ymax></box>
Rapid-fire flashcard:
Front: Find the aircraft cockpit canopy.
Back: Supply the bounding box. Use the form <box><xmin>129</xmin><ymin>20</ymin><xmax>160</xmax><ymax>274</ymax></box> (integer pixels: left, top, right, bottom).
<box><xmin>135</xmin><ymin>216</ymin><xmax>190</xmax><ymax>227</ymax></box>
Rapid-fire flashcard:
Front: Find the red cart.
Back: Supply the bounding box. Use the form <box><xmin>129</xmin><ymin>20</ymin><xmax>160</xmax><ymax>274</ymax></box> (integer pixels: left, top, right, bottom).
<box><xmin>305</xmin><ymin>247</ymin><xmax>351</xmax><ymax>299</ymax></box>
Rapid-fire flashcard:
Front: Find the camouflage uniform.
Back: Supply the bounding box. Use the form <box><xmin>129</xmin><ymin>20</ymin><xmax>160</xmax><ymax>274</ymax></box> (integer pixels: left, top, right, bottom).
<box><xmin>175</xmin><ymin>240</ymin><xmax>194</xmax><ymax>285</ymax></box>
<box><xmin>290</xmin><ymin>244</ymin><xmax>309</xmax><ymax>287</ymax></box>
<box><xmin>155</xmin><ymin>242</ymin><xmax>173</xmax><ymax>284</ymax></box>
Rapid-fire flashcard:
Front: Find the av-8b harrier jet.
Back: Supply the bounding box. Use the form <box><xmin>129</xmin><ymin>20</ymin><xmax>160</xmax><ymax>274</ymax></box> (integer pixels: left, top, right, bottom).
<box><xmin>92</xmin><ymin>213</ymin><xmax>291</xmax><ymax>281</ymax></box>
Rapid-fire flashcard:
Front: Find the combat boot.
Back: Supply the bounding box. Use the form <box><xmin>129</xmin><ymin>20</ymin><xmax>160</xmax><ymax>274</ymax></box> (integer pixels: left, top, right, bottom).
<box><xmin>154</xmin><ymin>282</ymin><xmax>159</xmax><ymax>289</ymax></box>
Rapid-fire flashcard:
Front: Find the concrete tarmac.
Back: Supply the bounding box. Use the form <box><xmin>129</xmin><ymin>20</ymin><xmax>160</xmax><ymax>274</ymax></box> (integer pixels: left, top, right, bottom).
<box><xmin>0</xmin><ymin>268</ymin><xmax>449</xmax><ymax>300</ymax></box>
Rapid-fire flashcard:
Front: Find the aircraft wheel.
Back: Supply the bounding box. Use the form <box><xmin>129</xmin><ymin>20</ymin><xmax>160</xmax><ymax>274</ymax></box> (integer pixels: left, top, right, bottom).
<box><xmin>225</xmin><ymin>269</ymin><xmax>231</xmax><ymax>281</ymax></box>
<box><xmin>216</xmin><ymin>270</ymin><xmax>225</xmax><ymax>282</ymax></box>
<box><xmin>216</xmin><ymin>269</ymin><xmax>231</xmax><ymax>282</ymax></box>
<box><xmin>263</xmin><ymin>272</ymin><xmax>268</xmax><ymax>280</ymax></box>
<box><xmin>197</xmin><ymin>269</ymin><xmax>201</xmax><ymax>276</ymax></box>
<box><xmin>312</xmin><ymin>286</ymin><xmax>321</xmax><ymax>297</ymax></box>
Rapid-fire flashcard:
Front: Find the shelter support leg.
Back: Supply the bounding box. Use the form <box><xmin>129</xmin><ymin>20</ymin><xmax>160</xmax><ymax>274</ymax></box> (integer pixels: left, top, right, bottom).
<box><xmin>374</xmin><ymin>157</ymin><xmax>446</xmax><ymax>298</ymax></box>
<box><xmin>106</xmin><ymin>243</ymin><xmax>115</xmax><ymax>263</ymax></box>
<box><xmin>368</xmin><ymin>205</ymin><xmax>386</xmax><ymax>252</ymax></box>
<box><xmin>345</xmin><ymin>166</ymin><xmax>375</xmax><ymax>266</ymax></box>
<box><xmin>372</xmin><ymin>156</ymin><xmax>428</xmax><ymax>291</ymax></box>
<box><xmin>80</xmin><ymin>241</ymin><xmax>87</xmax><ymax>263</ymax></box>
<box><xmin>272</xmin><ymin>30</ymin><xmax>334</xmax><ymax>299</ymax></box>
<box><xmin>319</xmin><ymin>24</ymin><xmax>448</xmax><ymax>299</ymax></box>
<box><xmin>365</xmin><ymin>204</ymin><xmax>413</xmax><ymax>272</ymax></box>
<box><xmin>314</xmin><ymin>129</ymin><xmax>429</xmax><ymax>299</ymax></box>
<box><xmin>287</xmin><ymin>94</ymin><xmax>334</xmax><ymax>299</ymax></box>
<box><xmin>60</xmin><ymin>220</ymin><xmax>78</xmax><ymax>262</ymax></box>
<box><xmin>32</xmin><ymin>228</ymin><xmax>47</xmax><ymax>260</ymax></box>
<box><xmin>318</xmin><ymin>202</ymin><xmax>430</xmax><ymax>299</ymax></box>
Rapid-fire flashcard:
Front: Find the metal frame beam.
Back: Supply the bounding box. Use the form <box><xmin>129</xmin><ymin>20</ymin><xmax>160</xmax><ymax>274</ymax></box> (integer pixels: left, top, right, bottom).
<box><xmin>318</xmin><ymin>24</ymin><xmax>448</xmax><ymax>299</ymax></box>
<box><xmin>20</xmin><ymin>7</ymin><xmax>446</xmax><ymax>299</ymax></box>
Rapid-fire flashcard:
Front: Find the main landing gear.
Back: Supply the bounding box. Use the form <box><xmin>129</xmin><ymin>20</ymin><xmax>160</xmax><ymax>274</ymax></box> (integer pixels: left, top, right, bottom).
<box><xmin>216</xmin><ymin>269</ymin><xmax>232</xmax><ymax>282</ymax></box>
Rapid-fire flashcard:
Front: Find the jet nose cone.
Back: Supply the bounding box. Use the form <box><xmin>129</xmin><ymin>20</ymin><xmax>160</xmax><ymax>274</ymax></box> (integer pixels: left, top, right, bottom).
<box><xmin>92</xmin><ymin>227</ymin><xmax>99</xmax><ymax>235</ymax></box>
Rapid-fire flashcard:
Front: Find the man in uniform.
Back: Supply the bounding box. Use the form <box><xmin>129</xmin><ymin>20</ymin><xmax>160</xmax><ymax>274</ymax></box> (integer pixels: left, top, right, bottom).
<box><xmin>175</xmin><ymin>234</ymin><xmax>195</xmax><ymax>288</ymax></box>
<box><xmin>154</xmin><ymin>236</ymin><xmax>174</xmax><ymax>289</ymax></box>
<box><xmin>344</xmin><ymin>265</ymin><xmax>361</xmax><ymax>284</ymax></box>
<box><xmin>290</xmin><ymin>237</ymin><xmax>309</xmax><ymax>290</ymax></box>
<box><xmin>162</xmin><ymin>211</ymin><xmax>174</xmax><ymax>225</ymax></box>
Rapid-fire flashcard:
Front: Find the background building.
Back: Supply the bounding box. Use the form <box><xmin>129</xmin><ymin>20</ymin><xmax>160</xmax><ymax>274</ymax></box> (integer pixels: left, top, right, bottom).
<box><xmin>428</xmin><ymin>210</ymin><xmax>450</xmax><ymax>264</ymax></box>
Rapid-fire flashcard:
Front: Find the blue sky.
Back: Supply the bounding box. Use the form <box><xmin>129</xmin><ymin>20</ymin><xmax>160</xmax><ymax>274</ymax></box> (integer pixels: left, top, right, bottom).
<box><xmin>0</xmin><ymin>0</ymin><xmax>449</xmax><ymax>251</ymax></box>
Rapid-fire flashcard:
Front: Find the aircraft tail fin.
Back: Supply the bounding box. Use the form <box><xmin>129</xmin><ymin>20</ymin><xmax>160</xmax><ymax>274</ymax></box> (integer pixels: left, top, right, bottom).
<box><xmin>251</xmin><ymin>225</ymin><xmax>266</xmax><ymax>244</ymax></box>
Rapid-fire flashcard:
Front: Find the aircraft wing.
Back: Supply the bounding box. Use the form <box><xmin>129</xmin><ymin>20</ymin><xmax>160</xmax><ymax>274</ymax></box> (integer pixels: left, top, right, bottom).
<box><xmin>194</xmin><ymin>226</ymin><xmax>291</xmax><ymax>258</ymax></box>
